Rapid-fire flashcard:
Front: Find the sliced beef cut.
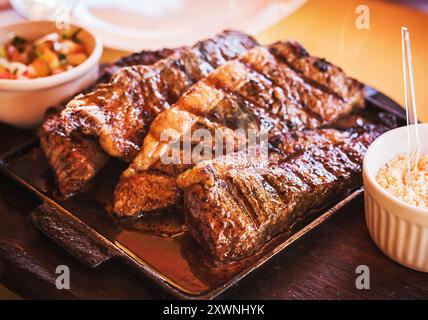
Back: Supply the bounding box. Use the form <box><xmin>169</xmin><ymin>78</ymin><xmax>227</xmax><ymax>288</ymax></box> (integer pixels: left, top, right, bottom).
<box><xmin>59</xmin><ymin>31</ymin><xmax>258</xmax><ymax>161</ymax></box>
<box><xmin>269</xmin><ymin>41</ymin><xmax>365</xmax><ymax>108</ymax></box>
<box><xmin>113</xmin><ymin>44</ymin><xmax>364</xmax><ymax>216</ymax></box>
<box><xmin>38</xmin><ymin>47</ymin><xmax>182</xmax><ymax>197</ymax></box>
<box><xmin>177</xmin><ymin>127</ymin><xmax>384</xmax><ymax>263</ymax></box>
<box><xmin>39</xmin><ymin>107</ymin><xmax>109</xmax><ymax>197</ymax></box>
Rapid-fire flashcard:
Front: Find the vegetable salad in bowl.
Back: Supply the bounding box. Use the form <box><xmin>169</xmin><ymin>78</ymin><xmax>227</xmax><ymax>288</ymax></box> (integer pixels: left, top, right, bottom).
<box><xmin>0</xmin><ymin>29</ymin><xmax>88</xmax><ymax>80</ymax></box>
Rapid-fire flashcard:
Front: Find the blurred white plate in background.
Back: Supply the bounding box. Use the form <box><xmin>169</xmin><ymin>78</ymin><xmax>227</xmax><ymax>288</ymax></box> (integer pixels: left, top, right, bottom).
<box><xmin>10</xmin><ymin>0</ymin><xmax>306</xmax><ymax>51</ymax></box>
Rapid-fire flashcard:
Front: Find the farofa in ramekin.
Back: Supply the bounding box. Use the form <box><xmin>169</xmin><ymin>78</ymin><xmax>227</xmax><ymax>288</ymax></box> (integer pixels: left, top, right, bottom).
<box><xmin>376</xmin><ymin>154</ymin><xmax>428</xmax><ymax>208</ymax></box>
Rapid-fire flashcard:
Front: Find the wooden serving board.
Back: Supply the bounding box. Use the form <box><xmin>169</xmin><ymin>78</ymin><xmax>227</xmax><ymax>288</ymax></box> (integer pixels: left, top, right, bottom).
<box><xmin>0</xmin><ymin>86</ymin><xmax>406</xmax><ymax>299</ymax></box>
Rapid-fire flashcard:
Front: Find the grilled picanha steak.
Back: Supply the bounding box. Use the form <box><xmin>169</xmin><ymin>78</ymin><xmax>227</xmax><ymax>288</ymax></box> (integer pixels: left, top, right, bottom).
<box><xmin>38</xmin><ymin>48</ymin><xmax>180</xmax><ymax>197</ymax></box>
<box><xmin>59</xmin><ymin>31</ymin><xmax>258</xmax><ymax>161</ymax></box>
<box><xmin>177</xmin><ymin>126</ymin><xmax>384</xmax><ymax>263</ymax></box>
<box><xmin>268</xmin><ymin>41</ymin><xmax>364</xmax><ymax>107</ymax></box>
<box><xmin>113</xmin><ymin>43</ymin><xmax>365</xmax><ymax>216</ymax></box>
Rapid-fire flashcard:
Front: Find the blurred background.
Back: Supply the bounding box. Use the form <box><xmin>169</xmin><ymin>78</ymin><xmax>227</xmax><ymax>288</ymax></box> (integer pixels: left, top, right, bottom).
<box><xmin>0</xmin><ymin>0</ymin><xmax>426</xmax><ymax>120</ymax></box>
<box><xmin>0</xmin><ymin>0</ymin><xmax>427</xmax><ymax>299</ymax></box>
<box><xmin>390</xmin><ymin>0</ymin><xmax>428</xmax><ymax>12</ymax></box>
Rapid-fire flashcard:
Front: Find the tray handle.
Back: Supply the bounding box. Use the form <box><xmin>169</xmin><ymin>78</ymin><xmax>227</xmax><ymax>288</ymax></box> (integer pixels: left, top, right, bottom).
<box><xmin>364</xmin><ymin>85</ymin><xmax>406</xmax><ymax>119</ymax></box>
<box><xmin>29</xmin><ymin>202</ymin><xmax>120</xmax><ymax>268</ymax></box>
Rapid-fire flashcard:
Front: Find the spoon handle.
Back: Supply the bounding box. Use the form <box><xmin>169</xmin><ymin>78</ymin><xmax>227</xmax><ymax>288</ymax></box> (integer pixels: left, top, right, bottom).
<box><xmin>401</xmin><ymin>27</ymin><xmax>421</xmax><ymax>174</ymax></box>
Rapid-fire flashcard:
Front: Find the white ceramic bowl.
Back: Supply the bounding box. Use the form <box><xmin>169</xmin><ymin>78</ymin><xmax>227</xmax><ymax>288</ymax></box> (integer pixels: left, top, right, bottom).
<box><xmin>363</xmin><ymin>124</ymin><xmax>428</xmax><ymax>272</ymax></box>
<box><xmin>0</xmin><ymin>20</ymin><xmax>102</xmax><ymax>128</ymax></box>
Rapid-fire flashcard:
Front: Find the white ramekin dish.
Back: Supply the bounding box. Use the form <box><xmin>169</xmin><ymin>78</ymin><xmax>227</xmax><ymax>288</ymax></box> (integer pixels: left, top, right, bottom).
<box><xmin>363</xmin><ymin>124</ymin><xmax>428</xmax><ymax>272</ymax></box>
<box><xmin>0</xmin><ymin>20</ymin><xmax>102</xmax><ymax>128</ymax></box>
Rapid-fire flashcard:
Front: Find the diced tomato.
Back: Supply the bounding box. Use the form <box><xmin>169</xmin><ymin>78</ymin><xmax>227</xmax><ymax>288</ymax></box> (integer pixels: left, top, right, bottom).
<box><xmin>66</xmin><ymin>52</ymin><xmax>87</xmax><ymax>66</ymax></box>
<box><xmin>36</xmin><ymin>40</ymin><xmax>54</xmax><ymax>54</ymax></box>
<box><xmin>26</xmin><ymin>58</ymin><xmax>50</xmax><ymax>78</ymax></box>
<box><xmin>0</xmin><ymin>66</ymin><xmax>15</xmax><ymax>79</ymax></box>
<box><xmin>6</xmin><ymin>43</ymin><xmax>29</xmax><ymax>64</ymax></box>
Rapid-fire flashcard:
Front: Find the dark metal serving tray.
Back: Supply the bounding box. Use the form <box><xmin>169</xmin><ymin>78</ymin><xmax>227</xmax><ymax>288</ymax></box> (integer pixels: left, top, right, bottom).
<box><xmin>0</xmin><ymin>86</ymin><xmax>405</xmax><ymax>299</ymax></box>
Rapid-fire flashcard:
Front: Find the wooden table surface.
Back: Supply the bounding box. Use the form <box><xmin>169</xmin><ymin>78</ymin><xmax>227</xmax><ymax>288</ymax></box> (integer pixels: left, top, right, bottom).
<box><xmin>1</xmin><ymin>0</ymin><xmax>428</xmax><ymax>299</ymax></box>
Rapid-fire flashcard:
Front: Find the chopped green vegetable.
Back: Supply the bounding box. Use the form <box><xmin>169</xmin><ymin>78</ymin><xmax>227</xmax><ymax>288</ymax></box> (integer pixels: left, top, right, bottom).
<box><xmin>34</xmin><ymin>46</ymin><xmax>42</xmax><ymax>58</ymax></box>
<box><xmin>71</xmin><ymin>28</ymin><xmax>83</xmax><ymax>41</ymax></box>
<box><xmin>11</xmin><ymin>35</ymin><xmax>27</xmax><ymax>47</ymax></box>
<box><xmin>63</xmin><ymin>28</ymin><xmax>82</xmax><ymax>43</ymax></box>
<box><xmin>11</xmin><ymin>35</ymin><xmax>28</xmax><ymax>53</ymax></box>
<box><xmin>58</xmin><ymin>53</ymin><xmax>67</xmax><ymax>64</ymax></box>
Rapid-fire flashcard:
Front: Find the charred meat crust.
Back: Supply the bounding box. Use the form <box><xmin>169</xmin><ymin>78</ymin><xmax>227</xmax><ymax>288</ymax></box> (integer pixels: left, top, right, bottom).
<box><xmin>113</xmin><ymin>171</ymin><xmax>181</xmax><ymax>217</ymax></box>
<box><xmin>269</xmin><ymin>41</ymin><xmax>365</xmax><ymax>108</ymax></box>
<box><xmin>38</xmin><ymin>47</ymin><xmax>182</xmax><ymax>197</ymax></box>
<box><xmin>177</xmin><ymin>127</ymin><xmax>384</xmax><ymax>263</ymax></box>
<box><xmin>59</xmin><ymin>31</ymin><xmax>259</xmax><ymax>161</ymax></box>
<box><xmin>114</xmin><ymin>43</ymin><xmax>365</xmax><ymax>216</ymax></box>
<box><xmin>39</xmin><ymin>107</ymin><xmax>109</xmax><ymax>197</ymax></box>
